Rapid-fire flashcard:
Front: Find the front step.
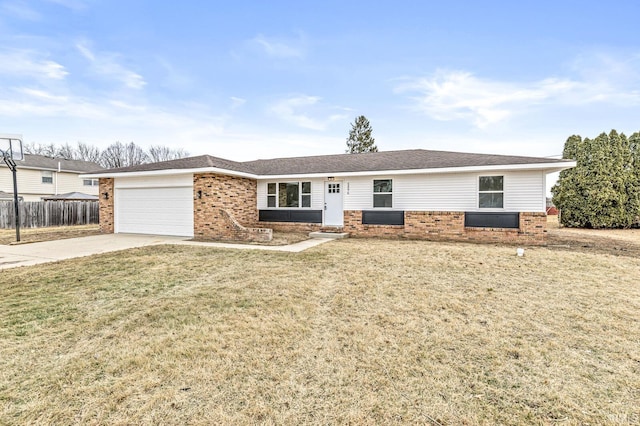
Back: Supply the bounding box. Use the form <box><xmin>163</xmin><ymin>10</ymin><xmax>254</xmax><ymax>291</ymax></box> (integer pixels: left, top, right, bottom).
<box><xmin>309</xmin><ymin>231</ymin><xmax>350</xmax><ymax>239</ymax></box>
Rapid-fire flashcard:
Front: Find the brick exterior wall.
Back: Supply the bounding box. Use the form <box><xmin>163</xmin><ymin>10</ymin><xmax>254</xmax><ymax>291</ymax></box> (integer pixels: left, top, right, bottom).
<box><xmin>98</xmin><ymin>178</ymin><xmax>114</xmax><ymax>234</ymax></box>
<box><xmin>193</xmin><ymin>173</ymin><xmax>270</xmax><ymax>241</ymax></box>
<box><xmin>344</xmin><ymin>210</ymin><xmax>547</xmax><ymax>245</ymax></box>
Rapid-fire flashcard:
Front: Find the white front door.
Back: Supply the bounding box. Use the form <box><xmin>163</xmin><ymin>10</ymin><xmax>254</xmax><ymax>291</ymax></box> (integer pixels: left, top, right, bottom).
<box><xmin>324</xmin><ymin>181</ymin><xmax>343</xmax><ymax>226</ymax></box>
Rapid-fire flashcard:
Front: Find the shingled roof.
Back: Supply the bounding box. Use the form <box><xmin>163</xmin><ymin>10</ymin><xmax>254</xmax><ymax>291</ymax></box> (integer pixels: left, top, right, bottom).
<box><xmin>0</xmin><ymin>154</ymin><xmax>103</xmax><ymax>173</ymax></box>
<box><xmin>87</xmin><ymin>155</ymin><xmax>253</xmax><ymax>175</ymax></box>
<box><xmin>85</xmin><ymin>149</ymin><xmax>571</xmax><ymax>177</ymax></box>
<box><xmin>245</xmin><ymin>149</ymin><xmax>565</xmax><ymax>175</ymax></box>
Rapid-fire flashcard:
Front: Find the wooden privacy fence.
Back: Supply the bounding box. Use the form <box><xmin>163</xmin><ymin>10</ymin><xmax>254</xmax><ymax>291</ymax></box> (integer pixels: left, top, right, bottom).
<box><xmin>0</xmin><ymin>201</ymin><xmax>99</xmax><ymax>228</ymax></box>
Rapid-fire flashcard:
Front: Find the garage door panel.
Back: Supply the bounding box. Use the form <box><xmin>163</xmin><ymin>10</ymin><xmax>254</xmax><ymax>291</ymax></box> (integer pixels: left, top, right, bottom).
<box><xmin>116</xmin><ymin>187</ymin><xmax>193</xmax><ymax>237</ymax></box>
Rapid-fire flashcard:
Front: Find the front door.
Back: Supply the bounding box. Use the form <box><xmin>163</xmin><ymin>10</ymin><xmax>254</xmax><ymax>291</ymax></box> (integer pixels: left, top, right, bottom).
<box><xmin>324</xmin><ymin>181</ymin><xmax>343</xmax><ymax>226</ymax></box>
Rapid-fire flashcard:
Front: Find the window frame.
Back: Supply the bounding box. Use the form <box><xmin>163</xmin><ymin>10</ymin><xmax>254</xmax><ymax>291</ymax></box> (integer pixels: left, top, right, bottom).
<box><xmin>372</xmin><ymin>178</ymin><xmax>393</xmax><ymax>208</ymax></box>
<box><xmin>266</xmin><ymin>181</ymin><xmax>312</xmax><ymax>208</ymax></box>
<box><xmin>83</xmin><ymin>179</ymin><xmax>99</xmax><ymax>187</ymax></box>
<box><xmin>478</xmin><ymin>175</ymin><xmax>505</xmax><ymax>209</ymax></box>
<box><xmin>41</xmin><ymin>171</ymin><xmax>53</xmax><ymax>184</ymax></box>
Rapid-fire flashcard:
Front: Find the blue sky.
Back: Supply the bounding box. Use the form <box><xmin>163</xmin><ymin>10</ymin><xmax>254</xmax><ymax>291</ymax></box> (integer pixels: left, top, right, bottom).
<box><xmin>1</xmin><ymin>0</ymin><xmax>639</xmax><ymax>166</ymax></box>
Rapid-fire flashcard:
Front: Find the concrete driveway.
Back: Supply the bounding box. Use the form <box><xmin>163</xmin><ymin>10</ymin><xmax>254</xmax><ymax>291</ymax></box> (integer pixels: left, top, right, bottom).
<box><xmin>0</xmin><ymin>234</ymin><xmax>188</xmax><ymax>270</ymax></box>
<box><xmin>0</xmin><ymin>234</ymin><xmax>332</xmax><ymax>270</ymax></box>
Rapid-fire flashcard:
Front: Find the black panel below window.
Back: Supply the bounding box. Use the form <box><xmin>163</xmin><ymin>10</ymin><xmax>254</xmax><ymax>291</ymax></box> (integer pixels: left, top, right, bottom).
<box><xmin>362</xmin><ymin>210</ymin><xmax>404</xmax><ymax>225</ymax></box>
<box><xmin>465</xmin><ymin>212</ymin><xmax>519</xmax><ymax>229</ymax></box>
<box><xmin>259</xmin><ymin>209</ymin><xmax>322</xmax><ymax>223</ymax></box>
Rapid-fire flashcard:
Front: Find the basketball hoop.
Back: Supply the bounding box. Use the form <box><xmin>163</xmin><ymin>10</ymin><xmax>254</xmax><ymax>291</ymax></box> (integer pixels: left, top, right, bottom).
<box><xmin>0</xmin><ymin>134</ymin><xmax>24</xmax><ymax>162</ymax></box>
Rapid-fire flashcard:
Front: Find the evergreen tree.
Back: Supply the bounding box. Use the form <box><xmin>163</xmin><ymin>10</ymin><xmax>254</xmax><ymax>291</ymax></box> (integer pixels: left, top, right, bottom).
<box><xmin>627</xmin><ymin>132</ymin><xmax>640</xmax><ymax>224</ymax></box>
<box><xmin>552</xmin><ymin>135</ymin><xmax>586</xmax><ymax>227</ymax></box>
<box><xmin>345</xmin><ymin>115</ymin><xmax>378</xmax><ymax>153</ymax></box>
<box><xmin>552</xmin><ymin>130</ymin><xmax>640</xmax><ymax>228</ymax></box>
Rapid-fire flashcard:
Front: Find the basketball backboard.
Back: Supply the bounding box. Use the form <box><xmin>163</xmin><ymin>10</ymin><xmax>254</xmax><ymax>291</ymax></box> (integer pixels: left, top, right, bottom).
<box><xmin>0</xmin><ymin>134</ymin><xmax>24</xmax><ymax>161</ymax></box>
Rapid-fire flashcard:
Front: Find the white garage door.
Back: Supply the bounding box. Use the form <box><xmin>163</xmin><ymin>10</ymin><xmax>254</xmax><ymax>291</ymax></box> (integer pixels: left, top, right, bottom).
<box><xmin>115</xmin><ymin>187</ymin><xmax>194</xmax><ymax>237</ymax></box>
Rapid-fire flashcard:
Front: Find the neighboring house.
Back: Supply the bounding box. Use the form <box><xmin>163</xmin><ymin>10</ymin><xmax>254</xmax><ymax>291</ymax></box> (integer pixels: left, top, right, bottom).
<box><xmin>0</xmin><ymin>154</ymin><xmax>103</xmax><ymax>201</ymax></box>
<box><xmin>546</xmin><ymin>197</ymin><xmax>559</xmax><ymax>215</ymax></box>
<box><xmin>81</xmin><ymin>149</ymin><xmax>576</xmax><ymax>245</ymax></box>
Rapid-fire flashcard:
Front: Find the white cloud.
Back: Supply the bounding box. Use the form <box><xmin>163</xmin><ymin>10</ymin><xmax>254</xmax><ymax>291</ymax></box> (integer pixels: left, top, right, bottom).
<box><xmin>251</xmin><ymin>34</ymin><xmax>305</xmax><ymax>58</ymax></box>
<box><xmin>230</xmin><ymin>96</ymin><xmax>246</xmax><ymax>109</ymax></box>
<box><xmin>76</xmin><ymin>41</ymin><xmax>146</xmax><ymax>90</ymax></box>
<box><xmin>269</xmin><ymin>95</ymin><xmax>349</xmax><ymax>131</ymax></box>
<box><xmin>16</xmin><ymin>87</ymin><xmax>69</xmax><ymax>102</ymax></box>
<box><xmin>395</xmin><ymin>70</ymin><xmax>580</xmax><ymax>128</ymax></box>
<box><xmin>0</xmin><ymin>49</ymin><xmax>68</xmax><ymax>80</ymax></box>
<box><xmin>1</xmin><ymin>1</ymin><xmax>41</xmax><ymax>20</ymax></box>
<box><xmin>395</xmin><ymin>62</ymin><xmax>640</xmax><ymax>128</ymax></box>
<box><xmin>43</xmin><ymin>0</ymin><xmax>87</xmax><ymax>11</ymax></box>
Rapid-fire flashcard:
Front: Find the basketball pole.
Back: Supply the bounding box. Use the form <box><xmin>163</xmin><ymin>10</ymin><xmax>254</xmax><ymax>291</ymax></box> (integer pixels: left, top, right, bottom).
<box><xmin>3</xmin><ymin>155</ymin><xmax>21</xmax><ymax>242</ymax></box>
<box><xmin>1</xmin><ymin>137</ymin><xmax>22</xmax><ymax>243</ymax></box>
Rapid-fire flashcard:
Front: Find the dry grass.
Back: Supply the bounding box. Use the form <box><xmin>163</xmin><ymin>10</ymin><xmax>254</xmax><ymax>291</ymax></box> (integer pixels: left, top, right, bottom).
<box><xmin>0</xmin><ymin>225</ymin><xmax>101</xmax><ymax>245</ymax></box>
<box><xmin>547</xmin><ymin>215</ymin><xmax>640</xmax><ymax>258</ymax></box>
<box><xmin>1</xmin><ymin>237</ymin><xmax>639</xmax><ymax>425</ymax></box>
<box><xmin>192</xmin><ymin>231</ymin><xmax>310</xmax><ymax>246</ymax></box>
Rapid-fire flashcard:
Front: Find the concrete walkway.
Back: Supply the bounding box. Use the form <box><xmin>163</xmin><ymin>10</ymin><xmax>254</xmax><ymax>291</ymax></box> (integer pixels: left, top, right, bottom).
<box><xmin>0</xmin><ymin>234</ymin><xmax>333</xmax><ymax>270</ymax></box>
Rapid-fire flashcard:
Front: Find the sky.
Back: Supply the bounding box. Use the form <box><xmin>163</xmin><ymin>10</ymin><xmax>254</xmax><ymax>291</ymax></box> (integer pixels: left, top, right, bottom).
<box><xmin>1</xmin><ymin>0</ymin><xmax>639</xmax><ymax>170</ymax></box>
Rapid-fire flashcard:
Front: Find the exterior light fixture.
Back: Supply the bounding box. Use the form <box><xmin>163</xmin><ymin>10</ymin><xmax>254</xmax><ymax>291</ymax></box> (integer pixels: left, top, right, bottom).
<box><xmin>196</xmin><ymin>190</ymin><xmax>202</xmax><ymax>199</ymax></box>
<box><xmin>102</xmin><ymin>192</ymin><xmax>109</xmax><ymax>200</ymax></box>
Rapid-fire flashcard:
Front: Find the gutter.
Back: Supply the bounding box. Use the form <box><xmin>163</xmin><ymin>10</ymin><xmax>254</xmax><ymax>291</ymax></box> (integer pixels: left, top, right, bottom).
<box><xmin>80</xmin><ymin>161</ymin><xmax>577</xmax><ymax>180</ymax></box>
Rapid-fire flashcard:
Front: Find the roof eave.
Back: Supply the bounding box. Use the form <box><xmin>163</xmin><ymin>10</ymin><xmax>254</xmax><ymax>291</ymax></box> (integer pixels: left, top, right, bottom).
<box><xmin>80</xmin><ymin>161</ymin><xmax>576</xmax><ymax>180</ymax></box>
<box><xmin>5</xmin><ymin>165</ymin><xmax>93</xmax><ymax>173</ymax></box>
<box><xmin>255</xmin><ymin>161</ymin><xmax>578</xmax><ymax>179</ymax></box>
<box><xmin>80</xmin><ymin>167</ymin><xmax>258</xmax><ymax>179</ymax></box>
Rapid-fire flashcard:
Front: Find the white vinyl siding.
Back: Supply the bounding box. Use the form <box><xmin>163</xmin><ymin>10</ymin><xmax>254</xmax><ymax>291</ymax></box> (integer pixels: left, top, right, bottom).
<box><xmin>504</xmin><ymin>170</ymin><xmax>545</xmax><ymax>211</ymax></box>
<box><xmin>342</xmin><ymin>170</ymin><xmax>545</xmax><ymax>212</ymax></box>
<box><xmin>57</xmin><ymin>173</ymin><xmax>99</xmax><ymax>195</ymax></box>
<box><xmin>394</xmin><ymin>173</ymin><xmax>477</xmax><ymax>211</ymax></box>
<box><xmin>114</xmin><ymin>174</ymin><xmax>194</xmax><ymax>237</ymax></box>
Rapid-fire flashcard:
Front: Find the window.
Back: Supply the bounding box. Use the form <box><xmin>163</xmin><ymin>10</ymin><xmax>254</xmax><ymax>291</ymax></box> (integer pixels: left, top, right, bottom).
<box><xmin>478</xmin><ymin>176</ymin><xmax>504</xmax><ymax>208</ymax></box>
<box><xmin>267</xmin><ymin>183</ymin><xmax>276</xmax><ymax>207</ymax></box>
<box><xmin>267</xmin><ymin>181</ymin><xmax>311</xmax><ymax>208</ymax></box>
<box><xmin>373</xmin><ymin>179</ymin><xmax>392</xmax><ymax>208</ymax></box>
<box><xmin>301</xmin><ymin>181</ymin><xmax>311</xmax><ymax>207</ymax></box>
<box><xmin>83</xmin><ymin>179</ymin><xmax>99</xmax><ymax>186</ymax></box>
<box><xmin>41</xmin><ymin>171</ymin><xmax>53</xmax><ymax>184</ymax></box>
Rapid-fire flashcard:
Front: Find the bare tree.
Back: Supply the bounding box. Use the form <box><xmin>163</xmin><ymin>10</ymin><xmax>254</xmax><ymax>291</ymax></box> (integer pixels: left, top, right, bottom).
<box><xmin>57</xmin><ymin>143</ymin><xmax>76</xmax><ymax>159</ymax></box>
<box><xmin>23</xmin><ymin>142</ymin><xmax>58</xmax><ymax>157</ymax></box>
<box><xmin>23</xmin><ymin>140</ymin><xmax>188</xmax><ymax>168</ymax></box>
<box><xmin>100</xmin><ymin>141</ymin><xmax>148</xmax><ymax>168</ymax></box>
<box><xmin>148</xmin><ymin>145</ymin><xmax>189</xmax><ymax>163</ymax></box>
<box><xmin>76</xmin><ymin>142</ymin><xmax>102</xmax><ymax>163</ymax></box>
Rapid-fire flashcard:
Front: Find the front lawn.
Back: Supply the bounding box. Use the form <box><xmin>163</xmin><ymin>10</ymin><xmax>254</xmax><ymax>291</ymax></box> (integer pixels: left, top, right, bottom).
<box><xmin>0</xmin><ymin>225</ymin><xmax>101</xmax><ymax>245</ymax></box>
<box><xmin>1</xmin><ymin>238</ymin><xmax>638</xmax><ymax>424</ymax></box>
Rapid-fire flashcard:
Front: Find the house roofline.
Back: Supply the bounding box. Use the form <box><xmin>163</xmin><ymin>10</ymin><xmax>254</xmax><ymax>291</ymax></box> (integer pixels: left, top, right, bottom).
<box><xmin>80</xmin><ymin>167</ymin><xmax>257</xmax><ymax>180</ymax></box>
<box><xmin>1</xmin><ymin>165</ymin><xmax>93</xmax><ymax>173</ymax></box>
<box><xmin>80</xmin><ymin>161</ymin><xmax>576</xmax><ymax>180</ymax></box>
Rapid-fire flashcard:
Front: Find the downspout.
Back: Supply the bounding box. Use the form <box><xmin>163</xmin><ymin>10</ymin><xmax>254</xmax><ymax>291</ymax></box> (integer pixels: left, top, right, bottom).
<box><xmin>56</xmin><ymin>161</ymin><xmax>60</xmax><ymax>195</ymax></box>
